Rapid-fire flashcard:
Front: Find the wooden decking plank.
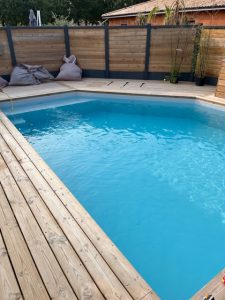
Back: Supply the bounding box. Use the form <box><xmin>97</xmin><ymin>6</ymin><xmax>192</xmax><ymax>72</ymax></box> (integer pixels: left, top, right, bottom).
<box><xmin>0</xmin><ymin>135</ymin><xmax>104</xmax><ymax>300</ymax></box>
<box><xmin>0</xmin><ymin>155</ymin><xmax>77</xmax><ymax>300</ymax></box>
<box><xmin>0</xmin><ymin>185</ymin><xmax>50</xmax><ymax>300</ymax></box>
<box><xmin>0</xmin><ymin>230</ymin><xmax>23</xmax><ymax>300</ymax></box>
<box><xmin>0</xmin><ymin>119</ymin><xmax>133</xmax><ymax>300</ymax></box>
<box><xmin>0</xmin><ymin>111</ymin><xmax>158</xmax><ymax>300</ymax></box>
<box><xmin>191</xmin><ymin>269</ymin><xmax>225</xmax><ymax>300</ymax></box>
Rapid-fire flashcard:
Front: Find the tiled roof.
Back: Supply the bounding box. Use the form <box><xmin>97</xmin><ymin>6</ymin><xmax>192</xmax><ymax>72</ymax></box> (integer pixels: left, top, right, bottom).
<box><xmin>102</xmin><ymin>0</ymin><xmax>225</xmax><ymax>18</ymax></box>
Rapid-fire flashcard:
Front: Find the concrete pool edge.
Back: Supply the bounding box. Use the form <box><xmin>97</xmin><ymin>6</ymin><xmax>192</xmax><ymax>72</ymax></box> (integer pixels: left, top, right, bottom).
<box><xmin>0</xmin><ymin>78</ymin><xmax>220</xmax><ymax>106</ymax></box>
<box><xmin>0</xmin><ymin>110</ymin><xmax>160</xmax><ymax>300</ymax></box>
<box><xmin>1</xmin><ymin>88</ymin><xmax>224</xmax><ymax>107</ymax></box>
<box><xmin>1</xmin><ymin>89</ymin><xmax>225</xmax><ymax>119</ymax></box>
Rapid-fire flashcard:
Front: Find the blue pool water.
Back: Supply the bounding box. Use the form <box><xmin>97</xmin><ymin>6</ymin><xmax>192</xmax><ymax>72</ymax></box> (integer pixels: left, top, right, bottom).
<box><xmin>3</xmin><ymin>92</ymin><xmax>225</xmax><ymax>300</ymax></box>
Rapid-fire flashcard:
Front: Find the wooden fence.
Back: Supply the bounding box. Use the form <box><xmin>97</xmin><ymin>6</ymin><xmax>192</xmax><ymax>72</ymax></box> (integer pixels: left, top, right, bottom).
<box><xmin>0</xmin><ymin>25</ymin><xmax>225</xmax><ymax>85</ymax></box>
<box><xmin>216</xmin><ymin>59</ymin><xmax>225</xmax><ymax>98</ymax></box>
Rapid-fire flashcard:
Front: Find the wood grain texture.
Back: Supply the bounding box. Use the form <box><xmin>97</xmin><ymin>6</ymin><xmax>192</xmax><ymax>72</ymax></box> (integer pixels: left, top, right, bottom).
<box><xmin>0</xmin><ymin>135</ymin><xmax>104</xmax><ymax>300</ymax></box>
<box><xmin>0</xmin><ymin>153</ymin><xmax>77</xmax><ymax>300</ymax></box>
<box><xmin>0</xmin><ymin>27</ymin><xmax>225</xmax><ymax>77</ymax></box>
<box><xmin>69</xmin><ymin>28</ymin><xmax>105</xmax><ymax>70</ymax></box>
<box><xmin>215</xmin><ymin>60</ymin><xmax>225</xmax><ymax>98</ymax></box>
<box><xmin>191</xmin><ymin>269</ymin><xmax>225</xmax><ymax>300</ymax></box>
<box><xmin>205</xmin><ymin>29</ymin><xmax>225</xmax><ymax>77</ymax></box>
<box><xmin>109</xmin><ymin>28</ymin><xmax>147</xmax><ymax>72</ymax></box>
<box><xmin>0</xmin><ymin>184</ymin><xmax>50</xmax><ymax>300</ymax></box>
<box><xmin>12</xmin><ymin>28</ymin><xmax>65</xmax><ymax>71</ymax></box>
<box><xmin>0</xmin><ymin>230</ymin><xmax>23</xmax><ymax>300</ymax></box>
<box><xmin>149</xmin><ymin>27</ymin><xmax>195</xmax><ymax>73</ymax></box>
<box><xmin>0</xmin><ymin>30</ymin><xmax>12</xmax><ymax>75</ymax></box>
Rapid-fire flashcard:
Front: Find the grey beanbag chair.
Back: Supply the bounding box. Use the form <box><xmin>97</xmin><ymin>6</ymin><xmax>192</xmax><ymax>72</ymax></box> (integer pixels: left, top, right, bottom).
<box><xmin>9</xmin><ymin>64</ymin><xmax>54</xmax><ymax>86</ymax></box>
<box><xmin>56</xmin><ymin>55</ymin><xmax>82</xmax><ymax>81</ymax></box>
<box><xmin>27</xmin><ymin>64</ymin><xmax>54</xmax><ymax>82</ymax></box>
<box><xmin>0</xmin><ymin>76</ymin><xmax>8</xmax><ymax>89</ymax></box>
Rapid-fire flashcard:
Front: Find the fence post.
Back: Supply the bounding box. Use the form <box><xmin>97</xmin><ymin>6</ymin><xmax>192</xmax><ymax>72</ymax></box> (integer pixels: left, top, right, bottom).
<box><xmin>144</xmin><ymin>24</ymin><xmax>151</xmax><ymax>80</ymax></box>
<box><xmin>104</xmin><ymin>24</ymin><xmax>110</xmax><ymax>78</ymax></box>
<box><xmin>6</xmin><ymin>25</ymin><xmax>17</xmax><ymax>66</ymax></box>
<box><xmin>64</xmin><ymin>25</ymin><xmax>71</xmax><ymax>57</ymax></box>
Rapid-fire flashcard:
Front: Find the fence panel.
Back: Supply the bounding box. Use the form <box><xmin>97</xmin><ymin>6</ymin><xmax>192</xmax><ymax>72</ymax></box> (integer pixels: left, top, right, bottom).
<box><xmin>205</xmin><ymin>29</ymin><xmax>225</xmax><ymax>78</ymax></box>
<box><xmin>149</xmin><ymin>27</ymin><xmax>195</xmax><ymax>73</ymax></box>
<box><xmin>109</xmin><ymin>28</ymin><xmax>147</xmax><ymax>72</ymax></box>
<box><xmin>70</xmin><ymin>28</ymin><xmax>105</xmax><ymax>70</ymax></box>
<box><xmin>215</xmin><ymin>59</ymin><xmax>225</xmax><ymax>98</ymax></box>
<box><xmin>0</xmin><ymin>29</ymin><xmax>12</xmax><ymax>75</ymax></box>
<box><xmin>11</xmin><ymin>28</ymin><xmax>65</xmax><ymax>72</ymax></box>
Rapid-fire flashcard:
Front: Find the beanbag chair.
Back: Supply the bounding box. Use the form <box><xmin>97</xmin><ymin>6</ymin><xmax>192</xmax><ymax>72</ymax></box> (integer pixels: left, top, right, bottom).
<box><xmin>56</xmin><ymin>55</ymin><xmax>82</xmax><ymax>81</ymax></box>
<box><xmin>24</xmin><ymin>64</ymin><xmax>54</xmax><ymax>82</ymax></box>
<box><xmin>0</xmin><ymin>76</ymin><xmax>8</xmax><ymax>89</ymax></box>
<box><xmin>9</xmin><ymin>64</ymin><xmax>54</xmax><ymax>86</ymax></box>
<box><xmin>9</xmin><ymin>65</ymin><xmax>40</xmax><ymax>86</ymax></box>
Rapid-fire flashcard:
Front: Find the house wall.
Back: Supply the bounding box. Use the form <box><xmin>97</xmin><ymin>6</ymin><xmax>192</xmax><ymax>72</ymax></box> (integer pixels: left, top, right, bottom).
<box><xmin>108</xmin><ymin>10</ymin><xmax>225</xmax><ymax>26</ymax></box>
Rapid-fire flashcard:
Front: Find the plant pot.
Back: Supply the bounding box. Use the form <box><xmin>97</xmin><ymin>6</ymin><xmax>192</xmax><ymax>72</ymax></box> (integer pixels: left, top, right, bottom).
<box><xmin>195</xmin><ymin>76</ymin><xmax>205</xmax><ymax>86</ymax></box>
<box><xmin>170</xmin><ymin>75</ymin><xmax>179</xmax><ymax>84</ymax></box>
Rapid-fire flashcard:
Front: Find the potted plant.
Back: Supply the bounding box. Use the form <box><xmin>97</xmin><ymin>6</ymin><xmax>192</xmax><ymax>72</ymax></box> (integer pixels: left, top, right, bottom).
<box><xmin>166</xmin><ymin>0</ymin><xmax>195</xmax><ymax>84</ymax></box>
<box><xmin>169</xmin><ymin>68</ymin><xmax>180</xmax><ymax>83</ymax></box>
<box><xmin>169</xmin><ymin>47</ymin><xmax>185</xmax><ymax>84</ymax></box>
<box><xmin>194</xmin><ymin>30</ymin><xmax>210</xmax><ymax>86</ymax></box>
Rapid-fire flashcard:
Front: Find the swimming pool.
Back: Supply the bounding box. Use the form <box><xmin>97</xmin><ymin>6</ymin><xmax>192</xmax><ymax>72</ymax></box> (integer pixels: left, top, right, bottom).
<box><xmin>2</xmin><ymin>92</ymin><xmax>225</xmax><ymax>300</ymax></box>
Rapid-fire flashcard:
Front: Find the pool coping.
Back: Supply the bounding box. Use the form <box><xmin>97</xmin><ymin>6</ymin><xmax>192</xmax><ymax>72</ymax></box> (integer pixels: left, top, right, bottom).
<box><xmin>1</xmin><ymin>87</ymin><xmax>224</xmax><ymax>107</ymax></box>
<box><xmin>0</xmin><ymin>79</ymin><xmax>222</xmax><ymax>107</ymax></box>
<box><xmin>1</xmin><ymin>87</ymin><xmax>224</xmax><ymax>105</ymax></box>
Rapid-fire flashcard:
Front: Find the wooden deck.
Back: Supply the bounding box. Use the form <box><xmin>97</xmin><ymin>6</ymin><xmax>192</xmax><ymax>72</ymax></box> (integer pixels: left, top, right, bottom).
<box><xmin>0</xmin><ymin>111</ymin><xmax>159</xmax><ymax>300</ymax></box>
<box><xmin>191</xmin><ymin>269</ymin><xmax>225</xmax><ymax>300</ymax></box>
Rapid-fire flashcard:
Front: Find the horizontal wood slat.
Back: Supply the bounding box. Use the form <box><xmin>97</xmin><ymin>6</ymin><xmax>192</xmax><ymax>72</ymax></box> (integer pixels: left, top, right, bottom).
<box><xmin>109</xmin><ymin>28</ymin><xmax>147</xmax><ymax>72</ymax></box>
<box><xmin>0</xmin><ymin>30</ymin><xmax>12</xmax><ymax>74</ymax></box>
<box><xmin>206</xmin><ymin>29</ymin><xmax>225</xmax><ymax>77</ymax></box>
<box><xmin>0</xmin><ymin>26</ymin><xmax>224</xmax><ymax>79</ymax></box>
<box><xmin>70</xmin><ymin>28</ymin><xmax>105</xmax><ymax>70</ymax></box>
<box><xmin>216</xmin><ymin>60</ymin><xmax>225</xmax><ymax>98</ymax></box>
<box><xmin>11</xmin><ymin>28</ymin><xmax>65</xmax><ymax>71</ymax></box>
<box><xmin>149</xmin><ymin>27</ymin><xmax>195</xmax><ymax>72</ymax></box>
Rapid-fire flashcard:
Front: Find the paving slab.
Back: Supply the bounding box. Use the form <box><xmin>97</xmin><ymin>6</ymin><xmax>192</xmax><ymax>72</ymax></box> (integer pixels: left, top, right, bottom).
<box><xmin>1</xmin><ymin>82</ymin><xmax>71</xmax><ymax>100</ymax></box>
<box><xmin>0</xmin><ymin>92</ymin><xmax>9</xmax><ymax>101</ymax></box>
<box><xmin>0</xmin><ymin>79</ymin><xmax>220</xmax><ymax>106</ymax></box>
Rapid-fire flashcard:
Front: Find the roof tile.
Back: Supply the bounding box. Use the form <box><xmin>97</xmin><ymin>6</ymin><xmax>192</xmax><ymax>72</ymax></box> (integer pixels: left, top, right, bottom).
<box><xmin>102</xmin><ymin>0</ymin><xmax>225</xmax><ymax>18</ymax></box>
